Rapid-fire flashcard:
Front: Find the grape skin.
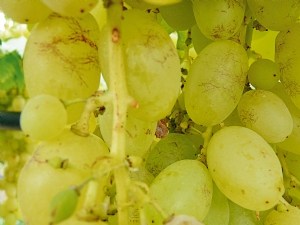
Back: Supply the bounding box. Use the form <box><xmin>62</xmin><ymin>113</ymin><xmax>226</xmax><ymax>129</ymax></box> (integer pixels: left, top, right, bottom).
<box><xmin>20</xmin><ymin>94</ymin><xmax>67</xmax><ymax>141</ymax></box>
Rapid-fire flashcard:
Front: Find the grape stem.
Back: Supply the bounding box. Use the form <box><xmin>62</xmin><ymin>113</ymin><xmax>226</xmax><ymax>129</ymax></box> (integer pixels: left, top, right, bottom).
<box><xmin>198</xmin><ymin>126</ymin><xmax>213</xmax><ymax>165</ymax></box>
<box><xmin>103</xmin><ymin>1</ymin><xmax>133</xmax><ymax>224</ymax></box>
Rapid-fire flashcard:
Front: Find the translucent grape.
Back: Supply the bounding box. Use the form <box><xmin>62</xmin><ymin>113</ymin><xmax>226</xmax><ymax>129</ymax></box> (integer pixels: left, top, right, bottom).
<box><xmin>99</xmin><ymin>9</ymin><xmax>181</xmax><ymax>121</ymax></box>
<box><xmin>191</xmin><ymin>24</ymin><xmax>212</xmax><ymax>53</ymax></box>
<box><xmin>98</xmin><ymin>103</ymin><xmax>156</xmax><ymax>158</ymax></box>
<box><xmin>228</xmin><ymin>200</ymin><xmax>268</xmax><ymax>225</ymax></box>
<box><xmin>207</xmin><ymin>126</ymin><xmax>284</xmax><ymax>211</ymax></box>
<box><xmin>17</xmin><ymin>128</ymin><xmax>109</xmax><ymax>225</ymax></box>
<box><xmin>203</xmin><ymin>184</ymin><xmax>230</xmax><ymax>225</ymax></box>
<box><xmin>271</xmin><ymin>83</ymin><xmax>300</xmax><ymax>154</ymax></box>
<box><xmin>193</xmin><ymin>0</ymin><xmax>246</xmax><ymax>40</ymax></box>
<box><xmin>184</xmin><ymin>40</ymin><xmax>248</xmax><ymax>126</ymax></box>
<box><xmin>275</xmin><ymin>23</ymin><xmax>300</xmax><ymax>109</ymax></box>
<box><xmin>23</xmin><ymin>13</ymin><xmax>100</xmax><ymax>101</ymax></box>
<box><xmin>0</xmin><ymin>0</ymin><xmax>51</xmax><ymax>24</ymax></box>
<box><xmin>144</xmin><ymin>133</ymin><xmax>201</xmax><ymax>177</ymax></box>
<box><xmin>144</xmin><ymin>160</ymin><xmax>213</xmax><ymax>224</ymax></box>
<box><xmin>41</xmin><ymin>0</ymin><xmax>99</xmax><ymax>17</ymax></box>
<box><xmin>247</xmin><ymin>59</ymin><xmax>280</xmax><ymax>90</ymax></box>
<box><xmin>20</xmin><ymin>94</ymin><xmax>67</xmax><ymax>141</ymax></box>
<box><xmin>159</xmin><ymin>0</ymin><xmax>196</xmax><ymax>31</ymax></box>
<box><xmin>264</xmin><ymin>204</ymin><xmax>300</xmax><ymax>225</ymax></box>
<box><xmin>247</xmin><ymin>0</ymin><xmax>300</xmax><ymax>31</ymax></box>
<box><xmin>237</xmin><ymin>90</ymin><xmax>293</xmax><ymax>143</ymax></box>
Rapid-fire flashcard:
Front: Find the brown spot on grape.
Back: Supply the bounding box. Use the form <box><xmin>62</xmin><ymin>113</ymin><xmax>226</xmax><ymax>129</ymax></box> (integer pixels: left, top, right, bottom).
<box><xmin>112</xmin><ymin>28</ymin><xmax>120</xmax><ymax>43</ymax></box>
<box><xmin>265</xmin><ymin>200</ymin><xmax>269</xmax><ymax>204</ymax></box>
<box><xmin>241</xmin><ymin>189</ymin><xmax>245</xmax><ymax>194</ymax></box>
<box><xmin>80</xmin><ymin>9</ymin><xmax>85</xmax><ymax>13</ymax></box>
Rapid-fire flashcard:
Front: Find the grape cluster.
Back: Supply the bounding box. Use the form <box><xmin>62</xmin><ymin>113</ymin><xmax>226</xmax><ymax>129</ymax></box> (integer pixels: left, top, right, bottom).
<box><xmin>1</xmin><ymin>0</ymin><xmax>300</xmax><ymax>225</ymax></box>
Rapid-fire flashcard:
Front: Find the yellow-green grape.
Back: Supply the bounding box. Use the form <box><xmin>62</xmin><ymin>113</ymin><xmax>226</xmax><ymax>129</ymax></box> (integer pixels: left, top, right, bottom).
<box><xmin>247</xmin><ymin>59</ymin><xmax>280</xmax><ymax>90</ymax></box>
<box><xmin>275</xmin><ymin>23</ymin><xmax>300</xmax><ymax>109</ymax></box>
<box><xmin>41</xmin><ymin>0</ymin><xmax>99</xmax><ymax>17</ymax></box>
<box><xmin>20</xmin><ymin>94</ymin><xmax>67</xmax><ymax>141</ymax></box>
<box><xmin>0</xmin><ymin>0</ymin><xmax>51</xmax><ymax>24</ymax></box>
<box><xmin>98</xmin><ymin>104</ymin><xmax>156</xmax><ymax>158</ymax></box>
<box><xmin>90</xmin><ymin>0</ymin><xmax>107</xmax><ymax>30</ymax></box>
<box><xmin>144</xmin><ymin>133</ymin><xmax>201</xmax><ymax>177</ymax></box>
<box><xmin>17</xmin><ymin>128</ymin><xmax>109</xmax><ymax>225</ymax></box>
<box><xmin>191</xmin><ymin>24</ymin><xmax>213</xmax><ymax>53</ymax></box>
<box><xmin>124</xmin><ymin>0</ymin><xmax>156</xmax><ymax>9</ymax></box>
<box><xmin>159</xmin><ymin>0</ymin><xmax>196</xmax><ymax>31</ymax></box>
<box><xmin>247</xmin><ymin>0</ymin><xmax>300</xmax><ymax>31</ymax></box>
<box><xmin>271</xmin><ymin>83</ymin><xmax>300</xmax><ymax>155</ymax></box>
<box><xmin>144</xmin><ymin>0</ymin><xmax>181</xmax><ymax>6</ymax></box>
<box><xmin>228</xmin><ymin>200</ymin><xmax>268</xmax><ymax>225</ymax></box>
<box><xmin>264</xmin><ymin>204</ymin><xmax>300</xmax><ymax>225</ymax></box>
<box><xmin>203</xmin><ymin>184</ymin><xmax>230</xmax><ymax>225</ymax></box>
<box><xmin>50</xmin><ymin>188</ymin><xmax>79</xmax><ymax>224</ymax></box>
<box><xmin>193</xmin><ymin>0</ymin><xmax>246</xmax><ymax>40</ymax></box>
<box><xmin>237</xmin><ymin>90</ymin><xmax>293</xmax><ymax>143</ymax></box>
<box><xmin>23</xmin><ymin>13</ymin><xmax>100</xmax><ymax>101</ymax></box>
<box><xmin>145</xmin><ymin>160</ymin><xmax>213</xmax><ymax>224</ymax></box>
<box><xmin>164</xmin><ymin>215</ymin><xmax>204</xmax><ymax>225</ymax></box>
<box><xmin>207</xmin><ymin>126</ymin><xmax>284</xmax><ymax>211</ymax></box>
<box><xmin>184</xmin><ymin>40</ymin><xmax>248</xmax><ymax>126</ymax></box>
<box><xmin>100</xmin><ymin>9</ymin><xmax>181</xmax><ymax>121</ymax></box>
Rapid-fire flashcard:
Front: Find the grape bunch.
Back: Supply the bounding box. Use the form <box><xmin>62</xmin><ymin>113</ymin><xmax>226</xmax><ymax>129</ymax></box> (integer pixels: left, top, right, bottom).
<box><xmin>1</xmin><ymin>0</ymin><xmax>300</xmax><ymax>225</ymax></box>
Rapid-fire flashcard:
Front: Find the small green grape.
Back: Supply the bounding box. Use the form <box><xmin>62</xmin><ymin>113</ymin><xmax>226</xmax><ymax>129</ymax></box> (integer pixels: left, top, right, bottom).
<box><xmin>20</xmin><ymin>94</ymin><xmax>67</xmax><ymax>141</ymax></box>
<box><xmin>248</xmin><ymin>59</ymin><xmax>280</xmax><ymax>90</ymax></box>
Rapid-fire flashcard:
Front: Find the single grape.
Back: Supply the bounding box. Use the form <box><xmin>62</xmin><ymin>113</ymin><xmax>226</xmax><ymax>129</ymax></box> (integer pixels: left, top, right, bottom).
<box><xmin>203</xmin><ymin>184</ymin><xmax>230</xmax><ymax>225</ymax></box>
<box><xmin>17</xmin><ymin>128</ymin><xmax>109</xmax><ymax>225</ymax></box>
<box><xmin>99</xmin><ymin>9</ymin><xmax>181</xmax><ymax>121</ymax></box>
<box><xmin>41</xmin><ymin>0</ymin><xmax>99</xmax><ymax>17</ymax></box>
<box><xmin>144</xmin><ymin>160</ymin><xmax>213</xmax><ymax>224</ymax></box>
<box><xmin>264</xmin><ymin>204</ymin><xmax>300</xmax><ymax>225</ymax></box>
<box><xmin>271</xmin><ymin>83</ymin><xmax>300</xmax><ymax>154</ymax></box>
<box><xmin>191</xmin><ymin>24</ymin><xmax>212</xmax><ymax>53</ymax></box>
<box><xmin>193</xmin><ymin>0</ymin><xmax>246</xmax><ymax>40</ymax></box>
<box><xmin>248</xmin><ymin>59</ymin><xmax>280</xmax><ymax>90</ymax></box>
<box><xmin>159</xmin><ymin>0</ymin><xmax>196</xmax><ymax>31</ymax></box>
<box><xmin>20</xmin><ymin>94</ymin><xmax>67</xmax><ymax>141</ymax></box>
<box><xmin>247</xmin><ymin>0</ymin><xmax>300</xmax><ymax>31</ymax></box>
<box><xmin>207</xmin><ymin>126</ymin><xmax>284</xmax><ymax>211</ymax></box>
<box><xmin>275</xmin><ymin>23</ymin><xmax>300</xmax><ymax>109</ymax></box>
<box><xmin>0</xmin><ymin>0</ymin><xmax>51</xmax><ymax>24</ymax></box>
<box><xmin>184</xmin><ymin>40</ymin><xmax>248</xmax><ymax>126</ymax></box>
<box><xmin>228</xmin><ymin>200</ymin><xmax>269</xmax><ymax>225</ymax></box>
<box><xmin>144</xmin><ymin>133</ymin><xmax>201</xmax><ymax>177</ymax></box>
<box><xmin>98</xmin><ymin>103</ymin><xmax>156</xmax><ymax>159</ymax></box>
<box><xmin>237</xmin><ymin>89</ymin><xmax>293</xmax><ymax>143</ymax></box>
<box><xmin>23</xmin><ymin>13</ymin><xmax>100</xmax><ymax>101</ymax></box>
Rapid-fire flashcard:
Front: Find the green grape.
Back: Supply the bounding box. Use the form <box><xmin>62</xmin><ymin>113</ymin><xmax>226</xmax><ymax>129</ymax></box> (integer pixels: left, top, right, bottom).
<box><xmin>98</xmin><ymin>104</ymin><xmax>156</xmax><ymax>159</ymax></box>
<box><xmin>285</xmin><ymin>151</ymin><xmax>300</xmax><ymax>182</ymax></box>
<box><xmin>164</xmin><ymin>215</ymin><xmax>204</xmax><ymax>225</ymax></box>
<box><xmin>193</xmin><ymin>0</ymin><xmax>246</xmax><ymax>40</ymax></box>
<box><xmin>17</xmin><ymin>128</ymin><xmax>109</xmax><ymax>225</ymax></box>
<box><xmin>144</xmin><ymin>133</ymin><xmax>201</xmax><ymax>177</ymax></box>
<box><xmin>23</xmin><ymin>13</ymin><xmax>100</xmax><ymax>102</ymax></box>
<box><xmin>228</xmin><ymin>200</ymin><xmax>268</xmax><ymax>225</ymax></box>
<box><xmin>275</xmin><ymin>23</ymin><xmax>300</xmax><ymax>109</ymax></box>
<box><xmin>203</xmin><ymin>184</ymin><xmax>230</xmax><ymax>225</ymax></box>
<box><xmin>49</xmin><ymin>188</ymin><xmax>79</xmax><ymax>224</ymax></box>
<box><xmin>271</xmin><ymin>83</ymin><xmax>300</xmax><ymax>154</ymax></box>
<box><xmin>159</xmin><ymin>0</ymin><xmax>196</xmax><ymax>31</ymax></box>
<box><xmin>237</xmin><ymin>90</ymin><xmax>293</xmax><ymax>143</ymax></box>
<box><xmin>247</xmin><ymin>59</ymin><xmax>280</xmax><ymax>90</ymax></box>
<box><xmin>207</xmin><ymin>126</ymin><xmax>284</xmax><ymax>211</ymax></box>
<box><xmin>144</xmin><ymin>160</ymin><xmax>213</xmax><ymax>224</ymax></box>
<box><xmin>99</xmin><ymin>9</ymin><xmax>181</xmax><ymax>121</ymax></box>
<box><xmin>223</xmin><ymin>107</ymin><xmax>243</xmax><ymax>127</ymax></box>
<box><xmin>90</xmin><ymin>0</ymin><xmax>107</xmax><ymax>30</ymax></box>
<box><xmin>41</xmin><ymin>0</ymin><xmax>99</xmax><ymax>17</ymax></box>
<box><xmin>0</xmin><ymin>0</ymin><xmax>51</xmax><ymax>24</ymax></box>
<box><xmin>264</xmin><ymin>204</ymin><xmax>300</xmax><ymax>225</ymax></box>
<box><xmin>124</xmin><ymin>0</ymin><xmax>156</xmax><ymax>9</ymax></box>
<box><xmin>247</xmin><ymin>0</ymin><xmax>300</xmax><ymax>31</ymax></box>
<box><xmin>129</xmin><ymin>165</ymin><xmax>154</xmax><ymax>186</ymax></box>
<box><xmin>191</xmin><ymin>24</ymin><xmax>213</xmax><ymax>53</ymax></box>
<box><xmin>20</xmin><ymin>94</ymin><xmax>67</xmax><ymax>141</ymax></box>
<box><xmin>145</xmin><ymin>133</ymin><xmax>203</xmax><ymax>177</ymax></box>
<box><xmin>184</xmin><ymin>40</ymin><xmax>248</xmax><ymax>126</ymax></box>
